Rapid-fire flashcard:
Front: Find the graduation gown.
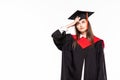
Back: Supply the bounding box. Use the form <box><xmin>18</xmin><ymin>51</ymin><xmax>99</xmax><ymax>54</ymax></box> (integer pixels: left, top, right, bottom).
<box><xmin>51</xmin><ymin>29</ymin><xmax>107</xmax><ymax>80</ymax></box>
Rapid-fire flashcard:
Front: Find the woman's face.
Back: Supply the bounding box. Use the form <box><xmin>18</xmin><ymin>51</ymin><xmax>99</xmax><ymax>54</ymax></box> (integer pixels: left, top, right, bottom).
<box><xmin>76</xmin><ymin>19</ymin><xmax>88</xmax><ymax>33</ymax></box>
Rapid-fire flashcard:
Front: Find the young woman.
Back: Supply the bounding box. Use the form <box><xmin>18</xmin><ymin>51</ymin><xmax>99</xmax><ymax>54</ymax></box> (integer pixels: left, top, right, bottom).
<box><xmin>51</xmin><ymin>10</ymin><xmax>107</xmax><ymax>80</ymax></box>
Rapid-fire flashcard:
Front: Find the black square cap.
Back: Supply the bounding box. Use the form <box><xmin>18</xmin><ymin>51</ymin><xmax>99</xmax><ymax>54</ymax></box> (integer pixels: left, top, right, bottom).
<box><xmin>68</xmin><ymin>10</ymin><xmax>94</xmax><ymax>20</ymax></box>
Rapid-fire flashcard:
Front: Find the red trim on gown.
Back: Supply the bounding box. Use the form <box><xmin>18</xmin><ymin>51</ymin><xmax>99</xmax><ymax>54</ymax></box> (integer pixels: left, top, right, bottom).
<box><xmin>72</xmin><ymin>35</ymin><xmax>104</xmax><ymax>49</ymax></box>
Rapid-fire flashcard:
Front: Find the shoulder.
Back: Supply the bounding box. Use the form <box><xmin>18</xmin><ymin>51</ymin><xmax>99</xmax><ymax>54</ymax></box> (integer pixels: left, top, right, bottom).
<box><xmin>94</xmin><ymin>36</ymin><xmax>105</xmax><ymax>48</ymax></box>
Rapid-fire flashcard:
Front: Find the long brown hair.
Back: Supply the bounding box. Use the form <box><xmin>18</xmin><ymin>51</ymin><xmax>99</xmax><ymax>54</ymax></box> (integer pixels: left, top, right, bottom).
<box><xmin>72</xmin><ymin>21</ymin><xmax>94</xmax><ymax>48</ymax></box>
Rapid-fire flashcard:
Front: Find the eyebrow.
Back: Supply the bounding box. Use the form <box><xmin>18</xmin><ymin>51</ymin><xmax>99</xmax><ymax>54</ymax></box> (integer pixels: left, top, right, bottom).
<box><xmin>81</xmin><ymin>20</ymin><xmax>86</xmax><ymax>22</ymax></box>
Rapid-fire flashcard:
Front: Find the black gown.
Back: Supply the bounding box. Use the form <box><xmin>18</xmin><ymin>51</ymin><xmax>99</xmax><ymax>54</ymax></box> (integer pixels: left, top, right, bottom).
<box><xmin>51</xmin><ymin>29</ymin><xmax>107</xmax><ymax>80</ymax></box>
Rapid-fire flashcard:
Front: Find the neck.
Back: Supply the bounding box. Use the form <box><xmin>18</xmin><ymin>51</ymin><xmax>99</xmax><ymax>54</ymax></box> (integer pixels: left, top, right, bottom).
<box><xmin>81</xmin><ymin>32</ymin><xmax>87</xmax><ymax>37</ymax></box>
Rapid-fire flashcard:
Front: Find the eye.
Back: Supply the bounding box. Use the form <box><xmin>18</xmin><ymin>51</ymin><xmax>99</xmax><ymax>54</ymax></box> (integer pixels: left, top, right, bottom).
<box><xmin>82</xmin><ymin>21</ymin><xmax>85</xmax><ymax>23</ymax></box>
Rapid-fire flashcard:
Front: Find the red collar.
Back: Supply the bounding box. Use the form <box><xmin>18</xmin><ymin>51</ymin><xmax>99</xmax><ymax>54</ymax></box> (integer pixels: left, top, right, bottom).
<box><xmin>72</xmin><ymin>35</ymin><xmax>102</xmax><ymax>49</ymax></box>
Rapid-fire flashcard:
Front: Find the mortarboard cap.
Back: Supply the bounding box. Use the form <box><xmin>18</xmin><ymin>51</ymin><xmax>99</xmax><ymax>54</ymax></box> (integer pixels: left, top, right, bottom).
<box><xmin>68</xmin><ymin>10</ymin><xmax>94</xmax><ymax>20</ymax></box>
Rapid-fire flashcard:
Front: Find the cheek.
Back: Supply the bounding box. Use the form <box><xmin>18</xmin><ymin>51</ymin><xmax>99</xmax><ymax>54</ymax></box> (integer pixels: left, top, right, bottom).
<box><xmin>83</xmin><ymin>23</ymin><xmax>88</xmax><ymax>30</ymax></box>
<box><xmin>76</xmin><ymin>24</ymin><xmax>80</xmax><ymax>29</ymax></box>
<box><xmin>86</xmin><ymin>25</ymin><xmax>88</xmax><ymax>30</ymax></box>
<box><xmin>86</xmin><ymin>23</ymin><xmax>88</xmax><ymax>29</ymax></box>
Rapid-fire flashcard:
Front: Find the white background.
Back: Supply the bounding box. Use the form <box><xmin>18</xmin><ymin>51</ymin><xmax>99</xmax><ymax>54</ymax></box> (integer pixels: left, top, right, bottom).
<box><xmin>0</xmin><ymin>0</ymin><xmax>120</xmax><ymax>80</ymax></box>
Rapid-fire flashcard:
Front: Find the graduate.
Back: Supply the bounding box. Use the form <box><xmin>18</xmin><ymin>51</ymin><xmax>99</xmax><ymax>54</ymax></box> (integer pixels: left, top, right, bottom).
<box><xmin>51</xmin><ymin>10</ymin><xmax>107</xmax><ymax>80</ymax></box>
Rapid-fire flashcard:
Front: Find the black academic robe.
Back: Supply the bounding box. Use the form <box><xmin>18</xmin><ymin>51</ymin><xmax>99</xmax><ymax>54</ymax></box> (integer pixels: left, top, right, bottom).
<box><xmin>51</xmin><ymin>30</ymin><xmax>107</xmax><ymax>80</ymax></box>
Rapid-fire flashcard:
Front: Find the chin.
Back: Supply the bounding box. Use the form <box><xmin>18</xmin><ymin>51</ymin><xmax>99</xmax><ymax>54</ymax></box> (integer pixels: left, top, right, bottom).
<box><xmin>79</xmin><ymin>30</ymin><xmax>86</xmax><ymax>33</ymax></box>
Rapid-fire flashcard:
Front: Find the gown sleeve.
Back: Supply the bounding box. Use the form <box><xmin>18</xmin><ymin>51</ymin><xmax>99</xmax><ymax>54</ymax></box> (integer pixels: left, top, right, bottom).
<box><xmin>97</xmin><ymin>40</ymin><xmax>107</xmax><ymax>80</ymax></box>
<box><xmin>51</xmin><ymin>29</ymin><xmax>67</xmax><ymax>50</ymax></box>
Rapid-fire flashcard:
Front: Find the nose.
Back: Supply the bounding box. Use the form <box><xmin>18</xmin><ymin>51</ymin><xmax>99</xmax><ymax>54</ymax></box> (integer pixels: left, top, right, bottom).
<box><xmin>79</xmin><ymin>24</ymin><xmax>83</xmax><ymax>28</ymax></box>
